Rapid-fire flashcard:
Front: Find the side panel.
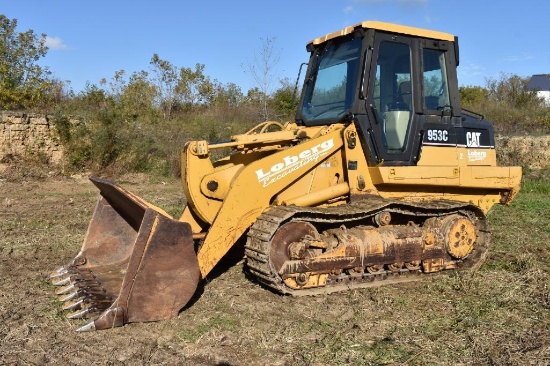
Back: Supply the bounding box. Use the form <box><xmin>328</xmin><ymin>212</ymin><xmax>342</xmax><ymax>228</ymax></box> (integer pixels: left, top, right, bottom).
<box><xmin>368</xmin><ymin>164</ymin><xmax>522</xmax><ymax>212</ymax></box>
<box><xmin>418</xmin><ymin>117</ymin><xmax>497</xmax><ymax>166</ymax></box>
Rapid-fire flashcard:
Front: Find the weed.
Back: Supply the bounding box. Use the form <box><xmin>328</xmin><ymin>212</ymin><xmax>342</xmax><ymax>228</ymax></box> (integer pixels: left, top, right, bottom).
<box><xmin>367</xmin><ymin>336</ymin><xmax>413</xmax><ymax>364</ymax></box>
<box><xmin>522</xmin><ymin>178</ymin><xmax>550</xmax><ymax>194</ymax></box>
<box><xmin>175</xmin><ymin>315</ymin><xmax>239</xmax><ymax>343</ymax></box>
<box><xmin>1</xmin><ymin>177</ymin><xmax>549</xmax><ymax>365</ymax></box>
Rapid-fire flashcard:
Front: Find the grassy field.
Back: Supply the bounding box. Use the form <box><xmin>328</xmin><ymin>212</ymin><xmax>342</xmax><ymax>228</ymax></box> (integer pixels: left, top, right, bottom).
<box><xmin>0</xmin><ymin>176</ymin><xmax>548</xmax><ymax>365</ymax></box>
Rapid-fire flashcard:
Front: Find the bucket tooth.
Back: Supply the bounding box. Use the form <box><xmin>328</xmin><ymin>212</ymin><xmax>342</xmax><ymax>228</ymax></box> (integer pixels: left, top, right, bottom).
<box><xmin>49</xmin><ymin>267</ymin><xmax>71</xmax><ymax>279</ymax></box>
<box><xmin>67</xmin><ymin>307</ymin><xmax>95</xmax><ymax>319</ymax></box>
<box><xmin>55</xmin><ymin>283</ymin><xmax>77</xmax><ymax>295</ymax></box>
<box><xmin>59</xmin><ymin>288</ymin><xmax>106</xmax><ymax>303</ymax></box>
<box><xmin>76</xmin><ymin>321</ymin><xmax>96</xmax><ymax>332</ymax></box>
<box><xmin>52</xmin><ymin>273</ymin><xmax>84</xmax><ymax>287</ymax></box>
<box><xmin>63</xmin><ymin>298</ymin><xmax>86</xmax><ymax>311</ymax></box>
<box><xmin>67</xmin><ymin>301</ymin><xmax>111</xmax><ymax>319</ymax></box>
<box><xmin>49</xmin><ymin>263</ymin><xmax>89</xmax><ymax>279</ymax></box>
<box><xmin>63</xmin><ymin>295</ymin><xmax>112</xmax><ymax>311</ymax></box>
<box><xmin>59</xmin><ymin>290</ymin><xmax>80</xmax><ymax>302</ymax></box>
<box><xmin>52</xmin><ymin>271</ymin><xmax>96</xmax><ymax>286</ymax></box>
<box><xmin>55</xmin><ymin>280</ymin><xmax>101</xmax><ymax>295</ymax></box>
<box><xmin>52</xmin><ymin>276</ymin><xmax>72</xmax><ymax>286</ymax></box>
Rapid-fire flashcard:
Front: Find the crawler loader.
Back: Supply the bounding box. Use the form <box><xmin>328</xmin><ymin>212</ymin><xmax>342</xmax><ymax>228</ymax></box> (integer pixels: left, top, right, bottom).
<box><xmin>51</xmin><ymin>21</ymin><xmax>522</xmax><ymax>331</ymax></box>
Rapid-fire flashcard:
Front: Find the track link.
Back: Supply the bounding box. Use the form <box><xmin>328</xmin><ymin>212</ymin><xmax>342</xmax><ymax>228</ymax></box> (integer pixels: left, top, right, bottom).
<box><xmin>244</xmin><ymin>197</ymin><xmax>489</xmax><ymax>296</ymax></box>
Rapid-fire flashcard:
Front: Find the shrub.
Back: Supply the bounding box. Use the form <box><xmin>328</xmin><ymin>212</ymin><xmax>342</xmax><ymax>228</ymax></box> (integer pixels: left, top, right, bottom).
<box><xmin>460</xmin><ymin>74</ymin><xmax>550</xmax><ymax>135</ymax></box>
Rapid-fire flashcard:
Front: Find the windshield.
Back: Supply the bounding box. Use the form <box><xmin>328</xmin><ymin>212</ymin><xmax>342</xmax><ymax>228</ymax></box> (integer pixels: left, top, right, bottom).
<box><xmin>301</xmin><ymin>37</ymin><xmax>362</xmax><ymax>123</ymax></box>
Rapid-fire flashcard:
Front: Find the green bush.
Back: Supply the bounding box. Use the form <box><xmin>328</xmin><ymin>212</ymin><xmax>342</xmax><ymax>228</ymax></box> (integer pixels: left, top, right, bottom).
<box><xmin>460</xmin><ymin>73</ymin><xmax>550</xmax><ymax>135</ymax></box>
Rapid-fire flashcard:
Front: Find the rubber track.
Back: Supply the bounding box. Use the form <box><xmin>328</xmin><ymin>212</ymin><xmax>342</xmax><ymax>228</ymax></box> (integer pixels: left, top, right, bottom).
<box><xmin>244</xmin><ymin>197</ymin><xmax>489</xmax><ymax>296</ymax></box>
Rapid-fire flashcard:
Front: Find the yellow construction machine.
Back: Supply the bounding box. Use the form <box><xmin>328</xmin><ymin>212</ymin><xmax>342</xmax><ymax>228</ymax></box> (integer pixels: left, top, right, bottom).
<box><xmin>51</xmin><ymin>21</ymin><xmax>522</xmax><ymax>331</ymax></box>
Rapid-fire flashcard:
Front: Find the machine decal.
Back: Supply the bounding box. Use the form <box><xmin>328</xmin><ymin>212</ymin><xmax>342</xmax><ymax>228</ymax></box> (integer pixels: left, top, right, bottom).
<box><xmin>255</xmin><ymin>138</ymin><xmax>335</xmax><ymax>187</ymax></box>
<box><xmin>422</xmin><ymin>126</ymin><xmax>495</xmax><ymax>149</ymax></box>
<box><xmin>427</xmin><ymin>129</ymin><xmax>449</xmax><ymax>142</ymax></box>
<box><xmin>422</xmin><ymin>125</ymin><xmax>455</xmax><ymax>147</ymax></box>
<box><xmin>456</xmin><ymin>128</ymin><xmax>494</xmax><ymax>149</ymax></box>
<box><xmin>466</xmin><ymin>132</ymin><xmax>482</xmax><ymax>147</ymax></box>
<box><xmin>467</xmin><ymin>150</ymin><xmax>487</xmax><ymax>162</ymax></box>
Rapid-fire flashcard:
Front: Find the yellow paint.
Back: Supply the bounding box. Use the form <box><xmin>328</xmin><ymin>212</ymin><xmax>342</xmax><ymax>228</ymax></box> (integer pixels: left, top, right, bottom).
<box><xmin>179</xmin><ymin>119</ymin><xmax>522</xmax><ymax>278</ymax></box>
<box><xmin>195</xmin><ymin>127</ymin><xmax>346</xmax><ymax>277</ymax></box>
<box><xmin>310</xmin><ymin>20</ymin><xmax>454</xmax><ymax>46</ymax></box>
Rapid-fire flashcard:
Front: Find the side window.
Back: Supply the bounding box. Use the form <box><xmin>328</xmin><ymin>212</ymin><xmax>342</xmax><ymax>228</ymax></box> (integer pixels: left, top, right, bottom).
<box><xmin>373</xmin><ymin>41</ymin><xmax>412</xmax><ymax>153</ymax></box>
<box><xmin>423</xmin><ymin>48</ymin><xmax>450</xmax><ymax>111</ymax></box>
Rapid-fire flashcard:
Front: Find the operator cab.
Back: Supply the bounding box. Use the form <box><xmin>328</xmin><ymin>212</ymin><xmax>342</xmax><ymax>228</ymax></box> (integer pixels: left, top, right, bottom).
<box><xmin>295</xmin><ymin>21</ymin><xmax>491</xmax><ymax>167</ymax></box>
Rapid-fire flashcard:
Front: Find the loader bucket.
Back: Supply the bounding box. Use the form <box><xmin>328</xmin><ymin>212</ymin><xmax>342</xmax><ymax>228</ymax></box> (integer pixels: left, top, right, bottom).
<box><xmin>50</xmin><ymin>177</ymin><xmax>200</xmax><ymax>332</ymax></box>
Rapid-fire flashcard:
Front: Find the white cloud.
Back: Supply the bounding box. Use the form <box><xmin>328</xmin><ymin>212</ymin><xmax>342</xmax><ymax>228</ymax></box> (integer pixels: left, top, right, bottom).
<box><xmin>458</xmin><ymin>62</ymin><xmax>485</xmax><ymax>84</ymax></box>
<box><xmin>343</xmin><ymin>6</ymin><xmax>354</xmax><ymax>14</ymax></box>
<box><xmin>503</xmin><ymin>53</ymin><xmax>534</xmax><ymax>62</ymax></box>
<box><xmin>45</xmin><ymin>36</ymin><xmax>68</xmax><ymax>50</ymax></box>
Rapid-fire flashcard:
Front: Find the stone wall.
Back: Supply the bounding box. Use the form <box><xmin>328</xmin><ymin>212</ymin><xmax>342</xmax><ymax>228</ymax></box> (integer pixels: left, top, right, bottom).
<box><xmin>0</xmin><ymin>111</ymin><xmax>64</xmax><ymax>167</ymax></box>
<box><xmin>496</xmin><ymin>135</ymin><xmax>550</xmax><ymax>171</ymax></box>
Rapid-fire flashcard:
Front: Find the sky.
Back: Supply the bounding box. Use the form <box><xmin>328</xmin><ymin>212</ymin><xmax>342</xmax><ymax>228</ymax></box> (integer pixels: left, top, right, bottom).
<box><xmin>3</xmin><ymin>0</ymin><xmax>550</xmax><ymax>94</ymax></box>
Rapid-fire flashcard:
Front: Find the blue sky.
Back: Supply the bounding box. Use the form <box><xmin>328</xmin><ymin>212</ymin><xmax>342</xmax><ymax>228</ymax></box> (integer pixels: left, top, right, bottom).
<box><xmin>3</xmin><ymin>0</ymin><xmax>549</xmax><ymax>94</ymax></box>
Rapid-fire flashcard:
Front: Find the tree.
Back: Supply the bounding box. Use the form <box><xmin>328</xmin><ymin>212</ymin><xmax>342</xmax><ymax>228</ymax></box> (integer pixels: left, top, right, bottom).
<box><xmin>121</xmin><ymin>70</ymin><xmax>157</xmax><ymax>121</ymax></box>
<box><xmin>459</xmin><ymin>85</ymin><xmax>488</xmax><ymax>107</ymax></box>
<box><xmin>150</xmin><ymin>53</ymin><xmax>179</xmax><ymax>119</ymax></box>
<box><xmin>212</xmin><ymin>82</ymin><xmax>244</xmax><ymax>108</ymax></box>
<box><xmin>245</xmin><ymin>36</ymin><xmax>282</xmax><ymax>121</ymax></box>
<box><xmin>271</xmin><ymin>78</ymin><xmax>298</xmax><ymax>120</ymax></box>
<box><xmin>0</xmin><ymin>14</ymin><xmax>52</xmax><ymax>109</ymax></box>
<box><xmin>175</xmin><ymin>63</ymin><xmax>211</xmax><ymax>108</ymax></box>
<box><xmin>485</xmin><ymin>73</ymin><xmax>542</xmax><ymax>109</ymax></box>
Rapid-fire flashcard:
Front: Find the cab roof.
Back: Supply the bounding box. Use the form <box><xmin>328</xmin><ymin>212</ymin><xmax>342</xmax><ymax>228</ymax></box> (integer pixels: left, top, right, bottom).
<box><xmin>309</xmin><ymin>20</ymin><xmax>455</xmax><ymax>46</ymax></box>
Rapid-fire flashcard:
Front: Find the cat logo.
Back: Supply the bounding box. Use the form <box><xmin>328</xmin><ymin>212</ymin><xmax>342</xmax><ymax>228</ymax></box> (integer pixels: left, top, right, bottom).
<box><xmin>466</xmin><ymin>132</ymin><xmax>481</xmax><ymax>147</ymax></box>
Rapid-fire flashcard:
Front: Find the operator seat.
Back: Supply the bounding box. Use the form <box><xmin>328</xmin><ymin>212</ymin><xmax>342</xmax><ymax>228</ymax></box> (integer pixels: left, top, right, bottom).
<box><xmin>397</xmin><ymin>81</ymin><xmax>412</xmax><ymax>110</ymax></box>
<box><xmin>384</xmin><ymin>80</ymin><xmax>412</xmax><ymax>150</ymax></box>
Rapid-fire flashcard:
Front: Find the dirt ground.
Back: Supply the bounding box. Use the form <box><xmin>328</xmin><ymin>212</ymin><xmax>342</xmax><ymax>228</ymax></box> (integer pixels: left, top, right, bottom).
<box><xmin>1</xmin><ymin>175</ymin><xmax>549</xmax><ymax>365</ymax></box>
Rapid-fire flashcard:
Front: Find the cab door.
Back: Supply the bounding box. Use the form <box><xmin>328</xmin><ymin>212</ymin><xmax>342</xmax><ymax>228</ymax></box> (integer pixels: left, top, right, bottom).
<box><xmin>361</xmin><ymin>32</ymin><xmax>423</xmax><ymax>165</ymax></box>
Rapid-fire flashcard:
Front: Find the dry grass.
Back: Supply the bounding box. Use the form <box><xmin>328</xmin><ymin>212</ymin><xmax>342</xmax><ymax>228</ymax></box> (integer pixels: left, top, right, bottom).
<box><xmin>0</xmin><ymin>176</ymin><xmax>548</xmax><ymax>365</ymax></box>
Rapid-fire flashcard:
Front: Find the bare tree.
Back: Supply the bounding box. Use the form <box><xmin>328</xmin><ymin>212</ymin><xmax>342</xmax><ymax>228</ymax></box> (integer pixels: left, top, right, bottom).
<box><xmin>245</xmin><ymin>36</ymin><xmax>282</xmax><ymax>121</ymax></box>
<box><xmin>150</xmin><ymin>54</ymin><xmax>178</xmax><ymax>120</ymax></box>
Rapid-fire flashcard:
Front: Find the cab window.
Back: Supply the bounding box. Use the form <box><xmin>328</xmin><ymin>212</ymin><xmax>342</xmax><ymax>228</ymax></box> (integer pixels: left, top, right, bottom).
<box><xmin>423</xmin><ymin>48</ymin><xmax>450</xmax><ymax>111</ymax></box>
<box><xmin>373</xmin><ymin>41</ymin><xmax>412</xmax><ymax>153</ymax></box>
<box><xmin>300</xmin><ymin>37</ymin><xmax>362</xmax><ymax>124</ymax></box>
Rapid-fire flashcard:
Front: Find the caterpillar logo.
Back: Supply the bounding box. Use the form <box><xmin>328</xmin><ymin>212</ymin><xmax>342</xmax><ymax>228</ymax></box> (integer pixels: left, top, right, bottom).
<box><xmin>255</xmin><ymin>139</ymin><xmax>334</xmax><ymax>187</ymax></box>
<box><xmin>466</xmin><ymin>132</ymin><xmax>482</xmax><ymax>147</ymax></box>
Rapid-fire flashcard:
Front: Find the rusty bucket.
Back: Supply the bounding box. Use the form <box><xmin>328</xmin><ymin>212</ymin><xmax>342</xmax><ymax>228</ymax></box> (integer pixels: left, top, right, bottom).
<box><xmin>50</xmin><ymin>177</ymin><xmax>200</xmax><ymax>331</ymax></box>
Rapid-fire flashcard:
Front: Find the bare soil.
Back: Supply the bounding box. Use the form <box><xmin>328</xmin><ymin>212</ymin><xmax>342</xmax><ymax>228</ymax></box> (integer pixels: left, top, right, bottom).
<box><xmin>1</xmin><ymin>175</ymin><xmax>549</xmax><ymax>365</ymax></box>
